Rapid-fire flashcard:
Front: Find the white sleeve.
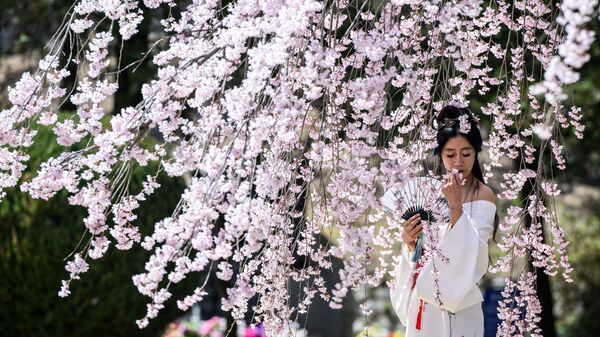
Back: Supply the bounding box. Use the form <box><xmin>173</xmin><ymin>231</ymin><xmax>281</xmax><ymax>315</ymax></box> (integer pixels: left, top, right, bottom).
<box><xmin>389</xmin><ymin>244</ymin><xmax>416</xmax><ymax>326</ymax></box>
<box><xmin>415</xmin><ymin>207</ymin><xmax>494</xmax><ymax>313</ymax></box>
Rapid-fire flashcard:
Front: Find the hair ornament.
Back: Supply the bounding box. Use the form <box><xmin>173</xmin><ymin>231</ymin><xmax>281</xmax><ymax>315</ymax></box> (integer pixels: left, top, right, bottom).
<box><xmin>458</xmin><ymin>114</ymin><xmax>471</xmax><ymax>133</ymax></box>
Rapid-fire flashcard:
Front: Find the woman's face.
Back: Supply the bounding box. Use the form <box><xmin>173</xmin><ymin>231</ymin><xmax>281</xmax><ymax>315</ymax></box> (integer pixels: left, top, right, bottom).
<box><xmin>440</xmin><ymin>135</ymin><xmax>476</xmax><ymax>178</ymax></box>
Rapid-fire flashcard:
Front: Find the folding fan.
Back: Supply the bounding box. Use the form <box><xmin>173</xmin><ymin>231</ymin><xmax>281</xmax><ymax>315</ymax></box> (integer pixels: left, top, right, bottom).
<box><xmin>381</xmin><ymin>176</ymin><xmax>451</xmax><ymax>262</ymax></box>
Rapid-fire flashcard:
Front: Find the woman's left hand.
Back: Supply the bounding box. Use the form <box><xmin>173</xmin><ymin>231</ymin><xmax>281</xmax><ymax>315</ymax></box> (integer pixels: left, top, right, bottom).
<box><xmin>442</xmin><ymin>172</ymin><xmax>462</xmax><ymax>210</ymax></box>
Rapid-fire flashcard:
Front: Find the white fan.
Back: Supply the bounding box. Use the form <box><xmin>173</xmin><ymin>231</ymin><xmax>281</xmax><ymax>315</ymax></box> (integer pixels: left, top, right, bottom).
<box><xmin>381</xmin><ymin>176</ymin><xmax>450</xmax><ymax>262</ymax></box>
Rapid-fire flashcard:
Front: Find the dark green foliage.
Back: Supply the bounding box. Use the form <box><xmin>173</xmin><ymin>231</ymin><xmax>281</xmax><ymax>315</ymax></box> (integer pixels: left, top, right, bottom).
<box><xmin>0</xmin><ymin>0</ymin><xmax>73</xmax><ymax>55</ymax></box>
<box><xmin>560</xmin><ymin>18</ymin><xmax>600</xmax><ymax>184</ymax></box>
<box><xmin>555</xmin><ymin>196</ymin><xmax>600</xmax><ymax>337</ymax></box>
<box><xmin>0</xmin><ymin>124</ymin><xmax>195</xmax><ymax>337</ymax></box>
<box><xmin>548</xmin><ymin>17</ymin><xmax>600</xmax><ymax>337</ymax></box>
<box><xmin>560</xmin><ymin>238</ymin><xmax>600</xmax><ymax>337</ymax></box>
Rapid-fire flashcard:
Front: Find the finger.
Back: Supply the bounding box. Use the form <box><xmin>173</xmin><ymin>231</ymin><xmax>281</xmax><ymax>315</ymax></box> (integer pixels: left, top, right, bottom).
<box><xmin>446</xmin><ymin>173</ymin><xmax>455</xmax><ymax>185</ymax></box>
<box><xmin>406</xmin><ymin>218</ymin><xmax>421</xmax><ymax>232</ymax></box>
<box><xmin>404</xmin><ymin>213</ymin><xmax>420</xmax><ymax>223</ymax></box>
<box><xmin>452</xmin><ymin>173</ymin><xmax>461</xmax><ymax>186</ymax></box>
<box><xmin>405</xmin><ymin>219</ymin><xmax>419</xmax><ymax>230</ymax></box>
<box><xmin>410</xmin><ymin>223</ymin><xmax>423</xmax><ymax>235</ymax></box>
<box><xmin>410</xmin><ymin>220</ymin><xmax>422</xmax><ymax>232</ymax></box>
<box><xmin>414</xmin><ymin>229</ymin><xmax>422</xmax><ymax>240</ymax></box>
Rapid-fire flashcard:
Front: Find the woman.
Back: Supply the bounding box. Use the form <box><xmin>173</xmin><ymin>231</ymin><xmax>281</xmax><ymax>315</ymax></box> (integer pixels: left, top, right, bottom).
<box><xmin>389</xmin><ymin>104</ymin><xmax>498</xmax><ymax>337</ymax></box>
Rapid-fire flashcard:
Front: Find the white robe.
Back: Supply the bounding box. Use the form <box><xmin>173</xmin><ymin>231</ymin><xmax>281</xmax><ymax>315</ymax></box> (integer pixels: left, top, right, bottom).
<box><xmin>389</xmin><ymin>200</ymin><xmax>496</xmax><ymax>337</ymax></box>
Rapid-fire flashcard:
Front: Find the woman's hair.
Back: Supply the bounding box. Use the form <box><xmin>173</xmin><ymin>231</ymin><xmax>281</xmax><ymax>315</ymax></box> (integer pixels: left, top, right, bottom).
<box><xmin>433</xmin><ymin>105</ymin><xmax>482</xmax><ymax>156</ymax></box>
<box><xmin>433</xmin><ymin>104</ymin><xmax>499</xmax><ymax>239</ymax></box>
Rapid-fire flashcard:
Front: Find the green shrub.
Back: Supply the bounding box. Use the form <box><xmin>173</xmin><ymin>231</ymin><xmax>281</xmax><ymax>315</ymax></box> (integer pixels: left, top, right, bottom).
<box><xmin>555</xmin><ymin>197</ymin><xmax>600</xmax><ymax>337</ymax></box>
<box><xmin>0</xmin><ymin>123</ymin><xmax>196</xmax><ymax>337</ymax></box>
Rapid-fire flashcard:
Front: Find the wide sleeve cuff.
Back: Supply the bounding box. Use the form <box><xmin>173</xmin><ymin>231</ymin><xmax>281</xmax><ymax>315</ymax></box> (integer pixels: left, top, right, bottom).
<box><xmin>415</xmin><ymin>208</ymin><xmax>492</xmax><ymax>312</ymax></box>
<box><xmin>390</xmin><ymin>243</ymin><xmax>418</xmax><ymax>325</ymax></box>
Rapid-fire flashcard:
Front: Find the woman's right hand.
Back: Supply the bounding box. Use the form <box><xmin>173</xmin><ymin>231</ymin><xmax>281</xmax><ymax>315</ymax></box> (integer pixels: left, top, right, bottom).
<box><xmin>401</xmin><ymin>214</ymin><xmax>422</xmax><ymax>251</ymax></box>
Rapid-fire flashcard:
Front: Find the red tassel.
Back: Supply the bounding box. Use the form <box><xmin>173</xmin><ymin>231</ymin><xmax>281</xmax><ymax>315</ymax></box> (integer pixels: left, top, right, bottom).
<box><xmin>415</xmin><ymin>299</ymin><xmax>425</xmax><ymax>330</ymax></box>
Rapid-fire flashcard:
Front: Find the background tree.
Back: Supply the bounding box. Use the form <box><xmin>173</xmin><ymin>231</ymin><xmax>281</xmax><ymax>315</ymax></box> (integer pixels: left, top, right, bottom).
<box><xmin>0</xmin><ymin>118</ymin><xmax>195</xmax><ymax>337</ymax></box>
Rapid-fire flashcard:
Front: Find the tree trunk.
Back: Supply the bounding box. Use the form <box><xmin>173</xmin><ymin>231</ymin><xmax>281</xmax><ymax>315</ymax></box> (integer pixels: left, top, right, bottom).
<box><xmin>521</xmin><ymin>151</ymin><xmax>557</xmax><ymax>337</ymax></box>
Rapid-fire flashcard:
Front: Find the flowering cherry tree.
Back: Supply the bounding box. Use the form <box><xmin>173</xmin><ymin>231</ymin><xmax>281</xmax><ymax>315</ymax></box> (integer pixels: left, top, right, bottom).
<box><xmin>2</xmin><ymin>0</ymin><xmax>597</xmax><ymax>335</ymax></box>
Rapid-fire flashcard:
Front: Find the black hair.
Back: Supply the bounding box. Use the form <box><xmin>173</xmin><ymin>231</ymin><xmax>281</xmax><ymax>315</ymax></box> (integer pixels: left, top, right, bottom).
<box><xmin>433</xmin><ymin>104</ymin><xmax>499</xmax><ymax>239</ymax></box>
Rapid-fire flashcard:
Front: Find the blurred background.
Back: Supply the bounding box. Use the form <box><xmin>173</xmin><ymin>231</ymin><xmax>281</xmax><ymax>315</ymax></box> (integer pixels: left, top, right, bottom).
<box><xmin>1</xmin><ymin>1</ymin><xmax>599</xmax><ymax>337</ymax></box>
